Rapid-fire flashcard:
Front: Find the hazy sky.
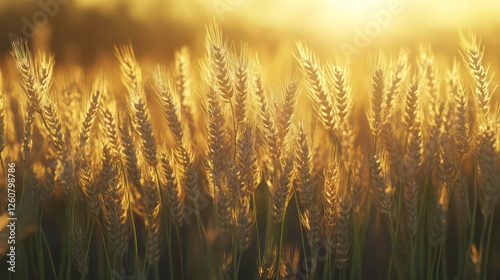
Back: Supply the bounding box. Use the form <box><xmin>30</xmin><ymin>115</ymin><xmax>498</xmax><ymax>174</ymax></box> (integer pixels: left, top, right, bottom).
<box><xmin>2</xmin><ymin>0</ymin><xmax>500</xmax><ymax>66</ymax></box>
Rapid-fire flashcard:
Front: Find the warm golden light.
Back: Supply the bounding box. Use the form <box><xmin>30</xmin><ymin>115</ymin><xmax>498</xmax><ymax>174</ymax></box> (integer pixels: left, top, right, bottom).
<box><xmin>1</xmin><ymin>1</ymin><xmax>500</xmax><ymax>280</ymax></box>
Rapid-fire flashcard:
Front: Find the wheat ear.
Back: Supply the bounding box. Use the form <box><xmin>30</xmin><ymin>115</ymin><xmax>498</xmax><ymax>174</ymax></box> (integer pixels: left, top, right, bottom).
<box><xmin>460</xmin><ymin>31</ymin><xmax>495</xmax><ymax>119</ymax></box>
<box><xmin>143</xmin><ymin>170</ymin><xmax>162</xmax><ymax>265</ymax></box>
<box><xmin>272</xmin><ymin>151</ymin><xmax>294</xmax><ymax>223</ymax></box>
<box><xmin>206</xmin><ymin>21</ymin><xmax>234</xmax><ymax>101</ymax></box>
<box><xmin>383</xmin><ymin>49</ymin><xmax>408</xmax><ymax>121</ymax></box>
<box><xmin>78</xmin><ymin>88</ymin><xmax>101</xmax><ymax>151</ymax></box>
<box><xmin>131</xmin><ymin>96</ymin><xmax>158</xmax><ymax>167</ymax></box>
<box><xmin>323</xmin><ymin>162</ymin><xmax>338</xmax><ymax>251</ymax></box>
<box><xmin>71</xmin><ymin>211</ymin><xmax>90</xmax><ymax>275</ymax></box>
<box><xmin>278</xmin><ymin>82</ymin><xmax>298</xmax><ymax>145</ymax></box>
<box><xmin>279</xmin><ymin>245</ymin><xmax>300</xmax><ymax>278</ymax></box>
<box><xmin>102</xmin><ymin>145</ymin><xmax>129</xmax><ymax>257</ymax></box>
<box><xmin>41</xmin><ymin>96</ymin><xmax>65</xmax><ymax>154</ymax></box>
<box><xmin>476</xmin><ymin>125</ymin><xmax>499</xmax><ymax>218</ymax></box>
<box><xmin>370</xmin><ymin>68</ymin><xmax>385</xmax><ymax>136</ymax></box>
<box><xmin>234</xmin><ymin>46</ymin><xmax>249</xmax><ymax>125</ymax></box>
<box><xmin>115</xmin><ymin>43</ymin><xmax>143</xmax><ymax>97</ymax></box>
<box><xmin>205</xmin><ymin>86</ymin><xmax>231</xmax><ymax>186</ymax></box>
<box><xmin>254</xmin><ymin>74</ymin><xmax>280</xmax><ymax>168</ymax></box>
<box><xmin>369</xmin><ymin>153</ymin><xmax>395</xmax><ymax>223</ymax></box>
<box><xmin>35</xmin><ymin>50</ymin><xmax>55</xmax><ymax>95</ymax></box>
<box><xmin>449</xmin><ymin>67</ymin><xmax>470</xmax><ymax>159</ymax></box>
<box><xmin>295</xmin><ymin>42</ymin><xmax>336</xmax><ymax>133</ymax></box>
<box><xmin>10</xmin><ymin>39</ymin><xmax>42</xmax><ymax>112</ymax></box>
<box><xmin>160</xmin><ymin>153</ymin><xmax>185</xmax><ymax>226</ymax></box>
<box><xmin>174</xmin><ymin>46</ymin><xmax>196</xmax><ymax>138</ymax></box>
<box><xmin>237</xmin><ymin>124</ymin><xmax>259</xmax><ymax>195</ymax></box>
<box><xmin>295</xmin><ymin>124</ymin><xmax>313</xmax><ymax>208</ymax></box>
<box><xmin>335</xmin><ymin>175</ymin><xmax>353</xmax><ymax>270</ymax></box>
<box><xmin>237</xmin><ymin>196</ymin><xmax>255</xmax><ymax>251</ymax></box>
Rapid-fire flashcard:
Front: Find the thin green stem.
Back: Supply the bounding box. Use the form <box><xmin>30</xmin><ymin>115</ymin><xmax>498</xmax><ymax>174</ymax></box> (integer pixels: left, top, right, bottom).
<box><xmin>236</xmin><ymin>250</ymin><xmax>243</xmax><ymax>280</ymax></box>
<box><xmin>253</xmin><ymin>192</ymin><xmax>262</xmax><ymax>267</ymax></box>
<box><xmin>99</xmin><ymin>231</ymin><xmax>113</xmax><ymax>275</ymax></box>
<box><xmin>427</xmin><ymin>242</ymin><xmax>433</xmax><ymax>280</ymax></box>
<box><xmin>429</xmin><ymin>246</ymin><xmax>437</xmax><ymax>280</ymax></box>
<box><xmin>166</xmin><ymin>221</ymin><xmax>174</xmax><ymax>280</ymax></box>
<box><xmin>350</xmin><ymin>215</ymin><xmax>359</xmax><ymax>280</ymax></box>
<box><xmin>195</xmin><ymin>209</ymin><xmax>206</xmax><ymax>254</ymax></box>
<box><xmin>41</xmin><ymin>230</ymin><xmax>58</xmax><ymax>280</ymax></box>
<box><xmin>464</xmin><ymin>171</ymin><xmax>478</xmax><ymax>277</ymax></box>
<box><xmin>387</xmin><ymin>183</ymin><xmax>402</xmax><ymax>280</ymax></box>
<box><xmin>154</xmin><ymin>263</ymin><xmax>160</xmax><ymax>280</ymax></box>
<box><xmin>435</xmin><ymin>244</ymin><xmax>443</xmax><ymax>280</ymax></box>
<box><xmin>128</xmin><ymin>206</ymin><xmax>140</xmax><ymax>277</ymax></box>
<box><xmin>442</xmin><ymin>242</ymin><xmax>448</xmax><ymax>280</ymax></box>
<box><xmin>37</xmin><ymin>207</ymin><xmax>45</xmax><ymax>280</ymax></box>
<box><xmin>482</xmin><ymin>211</ymin><xmax>495</xmax><ymax>280</ymax></box>
<box><xmin>233</xmin><ymin>238</ymin><xmax>238</xmax><ymax>280</ymax></box>
<box><xmin>294</xmin><ymin>194</ymin><xmax>309</xmax><ymax>276</ymax></box>
<box><xmin>228</xmin><ymin>99</ymin><xmax>237</xmax><ymax>160</ymax></box>
<box><xmin>143</xmin><ymin>225</ymin><xmax>150</xmax><ymax>279</ymax></box>
<box><xmin>175</xmin><ymin>225</ymin><xmax>184</xmax><ymax>280</ymax></box>
<box><xmin>410</xmin><ymin>238</ymin><xmax>415</xmax><ymax>280</ymax></box>
<box><xmin>276</xmin><ymin>217</ymin><xmax>286</xmax><ymax>280</ymax></box>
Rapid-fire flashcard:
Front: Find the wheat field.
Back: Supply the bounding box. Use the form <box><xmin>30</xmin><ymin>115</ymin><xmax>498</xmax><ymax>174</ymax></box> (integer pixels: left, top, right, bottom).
<box><xmin>0</xmin><ymin>18</ymin><xmax>499</xmax><ymax>280</ymax></box>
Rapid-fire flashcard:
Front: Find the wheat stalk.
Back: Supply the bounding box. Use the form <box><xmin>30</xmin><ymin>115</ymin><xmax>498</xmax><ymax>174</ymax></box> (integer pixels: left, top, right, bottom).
<box><xmin>460</xmin><ymin>31</ymin><xmax>495</xmax><ymax>119</ymax></box>
<box><xmin>254</xmin><ymin>74</ymin><xmax>280</xmax><ymax>168</ymax></box>
<box><xmin>476</xmin><ymin>125</ymin><xmax>499</xmax><ymax>218</ymax></box>
<box><xmin>259</xmin><ymin>245</ymin><xmax>277</xmax><ymax>279</ymax></box>
<box><xmin>143</xmin><ymin>170</ymin><xmax>162</xmax><ymax>265</ymax></box>
<box><xmin>370</xmin><ymin>68</ymin><xmax>385</xmax><ymax>136</ymax></box>
<box><xmin>449</xmin><ymin>67</ymin><xmax>470</xmax><ymax>159</ymax></box>
<box><xmin>205</xmin><ymin>86</ymin><xmax>231</xmax><ymax>193</ymax></box>
<box><xmin>279</xmin><ymin>245</ymin><xmax>300</xmax><ymax>278</ymax></box>
<box><xmin>206</xmin><ymin>21</ymin><xmax>234</xmax><ymax>102</ymax></box>
<box><xmin>78</xmin><ymin>88</ymin><xmax>101</xmax><ymax>151</ymax></box>
<box><xmin>323</xmin><ymin>161</ymin><xmax>338</xmax><ymax>251</ymax></box>
<box><xmin>10</xmin><ymin>39</ymin><xmax>42</xmax><ymax>112</ymax></box>
<box><xmin>102</xmin><ymin>145</ymin><xmax>129</xmax><ymax>257</ymax></box>
<box><xmin>115</xmin><ymin>43</ymin><xmax>143</xmax><ymax>97</ymax></box>
<box><xmin>383</xmin><ymin>49</ymin><xmax>408</xmax><ymax>121</ymax></box>
<box><xmin>277</xmin><ymin>82</ymin><xmax>298</xmax><ymax>145</ymax></box>
<box><xmin>174</xmin><ymin>46</ymin><xmax>196</xmax><ymax>138</ymax></box>
<box><xmin>77</xmin><ymin>157</ymin><xmax>101</xmax><ymax>216</ymax></box>
<box><xmin>335</xmin><ymin>175</ymin><xmax>353</xmax><ymax>270</ymax></box>
<box><xmin>131</xmin><ymin>96</ymin><xmax>158</xmax><ymax>167</ymax></box>
<box><xmin>295</xmin><ymin>42</ymin><xmax>336</xmax><ymax>134</ymax></box>
<box><xmin>237</xmin><ymin>124</ymin><xmax>259</xmax><ymax>196</ymax></box>
<box><xmin>295</xmin><ymin>125</ymin><xmax>313</xmax><ymax>208</ymax></box>
<box><xmin>35</xmin><ymin>50</ymin><xmax>55</xmax><ymax>95</ymax></box>
<box><xmin>369</xmin><ymin>153</ymin><xmax>395</xmax><ymax>223</ymax></box>
<box><xmin>152</xmin><ymin>65</ymin><xmax>184</xmax><ymax>144</ymax></box>
<box><xmin>160</xmin><ymin>153</ymin><xmax>185</xmax><ymax>226</ymax></box>
<box><xmin>272</xmin><ymin>151</ymin><xmax>295</xmax><ymax>223</ymax></box>
<box><xmin>237</xmin><ymin>196</ymin><xmax>255</xmax><ymax>251</ymax></box>
<box><xmin>234</xmin><ymin>45</ymin><xmax>249</xmax><ymax>125</ymax></box>
<box><xmin>118</xmin><ymin>117</ymin><xmax>145</xmax><ymax>215</ymax></box>
<box><xmin>71</xmin><ymin>212</ymin><xmax>90</xmax><ymax>275</ymax></box>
